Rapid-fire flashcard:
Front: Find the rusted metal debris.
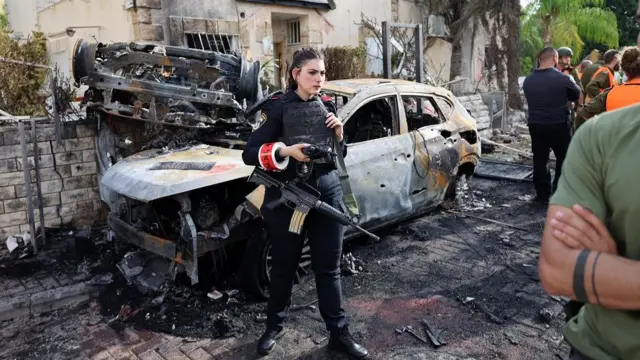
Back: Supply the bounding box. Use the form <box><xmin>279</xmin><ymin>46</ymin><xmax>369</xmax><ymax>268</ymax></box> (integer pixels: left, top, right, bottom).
<box><xmin>396</xmin><ymin>321</ymin><xmax>447</xmax><ymax>348</ymax></box>
<box><xmin>420</xmin><ymin>318</ymin><xmax>446</xmax><ymax>347</ymax></box>
<box><xmin>72</xmin><ymin>38</ymin><xmax>265</xmax><ymax>129</ymax></box>
<box><xmin>290</xmin><ymin>299</ymin><xmax>319</xmax><ymax>312</ymax></box>
<box><xmin>448</xmin><ymin>210</ymin><xmax>529</xmax><ymax>232</ymax></box>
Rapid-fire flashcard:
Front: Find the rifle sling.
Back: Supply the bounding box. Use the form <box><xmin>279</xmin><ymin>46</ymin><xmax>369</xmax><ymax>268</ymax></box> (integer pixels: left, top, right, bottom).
<box><xmin>332</xmin><ymin>134</ymin><xmax>360</xmax><ymax>218</ymax></box>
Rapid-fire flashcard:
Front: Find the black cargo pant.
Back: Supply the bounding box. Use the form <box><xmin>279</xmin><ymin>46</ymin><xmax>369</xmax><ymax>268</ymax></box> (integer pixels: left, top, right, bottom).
<box><xmin>261</xmin><ymin>170</ymin><xmax>348</xmax><ymax>333</ymax></box>
<box><xmin>528</xmin><ymin>122</ymin><xmax>572</xmax><ymax>199</ymax></box>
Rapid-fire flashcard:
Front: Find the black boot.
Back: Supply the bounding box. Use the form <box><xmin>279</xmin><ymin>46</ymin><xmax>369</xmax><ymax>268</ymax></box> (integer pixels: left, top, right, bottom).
<box><xmin>328</xmin><ymin>326</ymin><xmax>369</xmax><ymax>359</ymax></box>
<box><xmin>257</xmin><ymin>327</ymin><xmax>286</xmax><ymax>355</ymax></box>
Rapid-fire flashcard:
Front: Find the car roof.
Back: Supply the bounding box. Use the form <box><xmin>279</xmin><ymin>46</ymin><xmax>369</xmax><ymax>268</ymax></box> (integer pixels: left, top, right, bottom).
<box><xmin>323</xmin><ymin>78</ymin><xmax>452</xmax><ymax>98</ymax></box>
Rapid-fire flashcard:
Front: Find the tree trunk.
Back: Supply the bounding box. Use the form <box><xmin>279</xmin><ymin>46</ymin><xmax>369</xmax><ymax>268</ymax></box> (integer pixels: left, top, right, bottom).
<box><xmin>542</xmin><ymin>18</ymin><xmax>552</xmax><ymax>46</ymax></box>
<box><xmin>505</xmin><ymin>0</ymin><xmax>523</xmax><ymax>109</ymax></box>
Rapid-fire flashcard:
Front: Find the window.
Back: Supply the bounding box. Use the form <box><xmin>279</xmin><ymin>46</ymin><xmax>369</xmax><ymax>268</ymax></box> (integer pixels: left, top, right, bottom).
<box><xmin>344</xmin><ymin>96</ymin><xmax>398</xmax><ymax>144</ymax></box>
<box><xmin>401</xmin><ymin>95</ymin><xmax>447</xmax><ymax>130</ymax></box>
<box><xmin>185</xmin><ymin>33</ymin><xmax>237</xmax><ymax>53</ymax></box>
<box><xmin>433</xmin><ymin>97</ymin><xmax>453</xmax><ymax>117</ymax></box>
<box><xmin>320</xmin><ymin>92</ymin><xmax>350</xmax><ymax>112</ymax></box>
<box><xmin>286</xmin><ymin>20</ymin><xmax>301</xmax><ymax>45</ymax></box>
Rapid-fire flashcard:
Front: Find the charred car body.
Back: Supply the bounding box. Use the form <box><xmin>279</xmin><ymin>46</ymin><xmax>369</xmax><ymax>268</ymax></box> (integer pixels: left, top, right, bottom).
<box><xmin>74</xmin><ymin>38</ymin><xmax>480</xmax><ymax>298</ymax></box>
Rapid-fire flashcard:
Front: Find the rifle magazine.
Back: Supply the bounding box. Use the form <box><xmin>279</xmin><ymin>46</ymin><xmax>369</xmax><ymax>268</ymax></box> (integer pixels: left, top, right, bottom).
<box><xmin>288</xmin><ymin>209</ymin><xmax>308</xmax><ymax>234</ymax></box>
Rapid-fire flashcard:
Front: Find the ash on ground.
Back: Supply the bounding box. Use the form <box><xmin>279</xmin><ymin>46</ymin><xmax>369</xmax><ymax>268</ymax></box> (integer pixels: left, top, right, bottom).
<box><xmin>99</xmin><ymin>252</ymin><xmax>263</xmax><ymax>339</ymax></box>
<box><xmin>454</xmin><ymin>176</ymin><xmax>492</xmax><ymax>211</ymax></box>
<box><xmin>0</xmin><ymin>225</ymin><xmax>118</xmax><ymax>283</ymax></box>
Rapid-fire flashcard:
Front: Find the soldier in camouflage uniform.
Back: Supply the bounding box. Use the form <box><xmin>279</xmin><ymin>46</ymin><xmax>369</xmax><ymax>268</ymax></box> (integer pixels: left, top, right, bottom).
<box><xmin>576</xmin><ymin>46</ymin><xmax>640</xmax><ymax>129</ymax></box>
<box><xmin>585</xmin><ymin>49</ymin><xmax>621</xmax><ymax>102</ymax></box>
<box><xmin>557</xmin><ymin>47</ymin><xmax>583</xmax><ymax>131</ymax></box>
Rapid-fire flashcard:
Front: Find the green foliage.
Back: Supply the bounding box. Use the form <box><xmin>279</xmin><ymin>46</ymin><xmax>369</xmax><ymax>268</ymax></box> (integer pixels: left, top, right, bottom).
<box><xmin>600</xmin><ymin>0</ymin><xmax>638</xmax><ymax>47</ymax></box>
<box><xmin>321</xmin><ymin>46</ymin><xmax>367</xmax><ymax>80</ymax></box>
<box><xmin>521</xmin><ymin>56</ymin><xmax>534</xmax><ymax>75</ymax></box>
<box><xmin>0</xmin><ymin>5</ymin><xmax>8</xmax><ymax>30</ymax></box>
<box><xmin>0</xmin><ymin>30</ymin><xmax>50</xmax><ymax>116</ymax></box>
<box><xmin>520</xmin><ymin>0</ymin><xmax>619</xmax><ymax>69</ymax></box>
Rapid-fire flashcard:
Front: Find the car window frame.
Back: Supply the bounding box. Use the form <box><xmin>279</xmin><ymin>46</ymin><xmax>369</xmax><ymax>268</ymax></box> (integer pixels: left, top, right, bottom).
<box><xmin>399</xmin><ymin>92</ymin><xmax>452</xmax><ymax>127</ymax></box>
<box><xmin>341</xmin><ymin>93</ymin><xmax>402</xmax><ymax>145</ymax></box>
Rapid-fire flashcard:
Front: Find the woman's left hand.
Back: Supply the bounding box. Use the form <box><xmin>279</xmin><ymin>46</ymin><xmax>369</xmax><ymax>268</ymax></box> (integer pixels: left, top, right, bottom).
<box><xmin>326</xmin><ymin>113</ymin><xmax>343</xmax><ymax>142</ymax></box>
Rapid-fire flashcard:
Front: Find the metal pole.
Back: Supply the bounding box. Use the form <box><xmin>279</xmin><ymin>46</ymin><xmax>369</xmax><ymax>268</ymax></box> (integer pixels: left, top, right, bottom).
<box><xmin>415</xmin><ymin>24</ymin><xmax>424</xmax><ymax>84</ymax></box>
<box><xmin>31</xmin><ymin>118</ymin><xmax>47</xmax><ymax>247</ymax></box>
<box><xmin>19</xmin><ymin>121</ymin><xmax>38</xmax><ymax>255</ymax></box>
<box><xmin>50</xmin><ymin>73</ymin><xmax>62</xmax><ymax>146</ymax></box>
<box><xmin>382</xmin><ymin>21</ymin><xmax>392</xmax><ymax>79</ymax></box>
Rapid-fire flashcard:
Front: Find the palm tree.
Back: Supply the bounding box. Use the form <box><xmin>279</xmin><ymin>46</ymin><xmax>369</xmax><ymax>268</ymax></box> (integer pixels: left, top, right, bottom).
<box><xmin>522</xmin><ymin>0</ymin><xmax>619</xmax><ymax>59</ymax></box>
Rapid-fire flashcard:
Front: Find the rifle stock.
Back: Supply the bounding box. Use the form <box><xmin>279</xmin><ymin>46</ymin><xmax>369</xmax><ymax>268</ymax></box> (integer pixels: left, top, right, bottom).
<box><xmin>248</xmin><ymin>169</ymin><xmax>379</xmax><ymax>241</ymax></box>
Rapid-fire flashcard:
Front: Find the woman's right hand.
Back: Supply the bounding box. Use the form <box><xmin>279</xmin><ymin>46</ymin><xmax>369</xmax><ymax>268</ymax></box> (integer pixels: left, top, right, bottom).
<box><xmin>280</xmin><ymin>143</ymin><xmax>311</xmax><ymax>162</ymax></box>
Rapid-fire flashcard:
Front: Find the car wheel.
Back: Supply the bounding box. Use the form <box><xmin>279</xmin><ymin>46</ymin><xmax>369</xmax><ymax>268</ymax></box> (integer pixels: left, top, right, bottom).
<box><xmin>444</xmin><ymin>174</ymin><xmax>460</xmax><ymax>200</ymax></box>
<box><xmin>240</xmin><ymin>224</ymin><xmax>312</xmax><ymax>300</ymax></box>
<box><xmin>445</xmin><ymin>163</ymin><xmax>476</xmax><ymax>201</ymax></box>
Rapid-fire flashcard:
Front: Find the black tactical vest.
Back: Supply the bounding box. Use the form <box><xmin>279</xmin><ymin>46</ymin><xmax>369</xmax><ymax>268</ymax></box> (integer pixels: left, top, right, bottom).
<box><xmin>281</xmin><ymin>97</ymin><xmax>335</xmax><ymax>165</ymax></box>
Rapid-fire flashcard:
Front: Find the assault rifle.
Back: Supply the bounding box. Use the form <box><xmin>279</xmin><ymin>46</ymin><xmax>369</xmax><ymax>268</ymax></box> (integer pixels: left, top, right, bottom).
<box><xmin>302</xmin><ymin>145</ymin><xmax>336</xmax><ymax>161</ymax></box>
<box><xmin>248</xmin><ymin>168</ymin><xmax>379</xmax><ymax>241</ymax></box>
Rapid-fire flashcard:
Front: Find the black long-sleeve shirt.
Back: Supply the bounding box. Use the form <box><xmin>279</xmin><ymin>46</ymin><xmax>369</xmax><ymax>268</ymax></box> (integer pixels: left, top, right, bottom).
<box><xmin>242</xmin><ymin>90</ymin><xmax>347</xmax><ymax>181</ymax></box>
<box><xmin>523</xmin><ymin>67</ymin><xmax>581</xmax><ymax>125</ymax></box>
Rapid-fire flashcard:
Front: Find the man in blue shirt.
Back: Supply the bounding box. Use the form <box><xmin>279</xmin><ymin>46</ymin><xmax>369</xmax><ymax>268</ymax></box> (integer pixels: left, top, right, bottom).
<box><xmin>523</xmin><ymin>47</ymin><xmax>582</xmax><ymax>203</ymax></box>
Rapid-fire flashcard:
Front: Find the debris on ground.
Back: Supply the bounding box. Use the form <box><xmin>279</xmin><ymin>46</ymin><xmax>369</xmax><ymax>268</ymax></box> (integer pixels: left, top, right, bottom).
<box><xmin>454</xmin><ymin>177</ymin><xmax>492</xmax><ymax>210</ymax></box>
<box><xmin>116</xmin><ymin>251</ymin><xmax>170</xmax><ymax>294</ymax></box>
<box><xmin>504</xmin><ymin>330</ymin><xmax>520</xmax><ymax>345</ymax></box>
<box><xmin>1</xmin><ymin>178</ymin><xmax>573</xmax><ymax>359</ymax></box>
<box><xmin>6</xmin><ymin>233</ymin><xmax>33</xmax><ymax>259</ymax></box>
<box><xmin>341</xmin><ymin>252</ymin><xmax>364</xmax><ymax>275</ymax></box>
<box><xmin>290</xmin><ymin>299</ymin><xmax>318</xmax><ymax>311</ymax></box>
<box><xmin>207</xmin><ymin>290</ymin><xmax>224</xmax><ymax>300</ymax></box>
<box><xmin>539</xmin><ymin>308</ymin><xmax>555</xmax><ymax>323</ymax></box>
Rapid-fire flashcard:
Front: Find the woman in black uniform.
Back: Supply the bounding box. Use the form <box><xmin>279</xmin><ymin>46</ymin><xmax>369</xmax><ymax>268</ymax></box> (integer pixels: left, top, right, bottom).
<box><xmin>241</xmin><ymin>48</ymin><xmax>369</xmax><ymax>359</ymax></box>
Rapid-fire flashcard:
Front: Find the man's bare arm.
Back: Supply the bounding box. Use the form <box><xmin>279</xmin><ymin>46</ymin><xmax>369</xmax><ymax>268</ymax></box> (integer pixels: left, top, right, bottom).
<box><xmin>539</xmin><ymin>204</ymin><xmax>640</xmax><ymax>310</ymax></box>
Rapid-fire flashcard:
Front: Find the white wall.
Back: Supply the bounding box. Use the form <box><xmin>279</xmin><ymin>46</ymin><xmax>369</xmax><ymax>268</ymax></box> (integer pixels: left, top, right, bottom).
<box><xmin>322</xmin><ymin>0</ymin><xmax>391</xmax><ymax>48</ymax></box>
<box><xmin>5</xmin><ymin>0</ymin><xmax>38</xmax><ymax>39</ymax></box>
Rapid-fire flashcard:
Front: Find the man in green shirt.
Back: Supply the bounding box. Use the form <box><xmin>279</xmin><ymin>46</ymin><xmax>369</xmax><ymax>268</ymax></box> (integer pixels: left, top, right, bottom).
<box><xmin>539</xmin><ymin>99</ymin><xmax>640</xmax><ymax>357</ymax></box>
<box><xmin>585</xmin><ymin>50</ymin><xmax>621</xmax><ymax>101</ymax></box>
<box><xmin>580</xmin><ymin>62</ymin><xmax>602</xmax><ymax>91</ymax></box>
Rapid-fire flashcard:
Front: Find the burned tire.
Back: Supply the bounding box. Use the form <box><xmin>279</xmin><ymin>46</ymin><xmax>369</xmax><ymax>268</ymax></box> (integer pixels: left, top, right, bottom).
<box><xmin>240</xmin><ymin>229</ymin><xmax>271</xmax><ymax>300</ymax></box>
<box><xmin>445</xmin><ymin>162</ymin><xmax>476</xmax><ymax>200</ymax></box>
<box><xmin>239</xmin><ymin>224</ymin><xmax>312</xmax><ymax>300</ymax></box>
<box><xmin>444</xmin><ymin>174</ymin><xmax>459</xmax><ymax>200</ymax></box>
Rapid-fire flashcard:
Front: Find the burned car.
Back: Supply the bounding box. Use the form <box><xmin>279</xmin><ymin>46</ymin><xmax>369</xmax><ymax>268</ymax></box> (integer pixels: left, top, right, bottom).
<box><xmin>75</xmin><ymin>39</ymin><xmax>480</xmax><ymax>299</ymax></box>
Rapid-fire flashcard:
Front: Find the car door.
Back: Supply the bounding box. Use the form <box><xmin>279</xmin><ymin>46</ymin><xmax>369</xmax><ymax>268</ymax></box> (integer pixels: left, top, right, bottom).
<box><xmin>397</xmin><ymin>90</ymin><xmax>461</xmax><ymax>211</ymax></box>
<box><xmin>339</xmin><ymin>90</ymin><xmax>417</xmax><ymax>229</ymax></box>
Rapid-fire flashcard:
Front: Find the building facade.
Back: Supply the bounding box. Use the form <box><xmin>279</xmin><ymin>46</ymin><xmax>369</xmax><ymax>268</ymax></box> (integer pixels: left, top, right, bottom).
<box><xmin>4</xmin><ymin>0</ymin><xmax>501</xmax><ymax>93</ymax></box>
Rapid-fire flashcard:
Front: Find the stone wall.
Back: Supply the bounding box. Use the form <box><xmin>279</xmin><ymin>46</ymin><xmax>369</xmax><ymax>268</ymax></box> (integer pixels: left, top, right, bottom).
<box><xmin>0</xmin><ymin>121</ymin><xmax>105</xmax><ymax>241</ymax></box>
<box><xmin>457</xmin><ymin>94</ymin><xmax>492</xmax><ymax>137</ymax></box>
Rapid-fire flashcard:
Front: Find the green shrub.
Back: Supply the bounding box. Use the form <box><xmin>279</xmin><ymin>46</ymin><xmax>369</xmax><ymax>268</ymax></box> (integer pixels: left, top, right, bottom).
<box><xmin>322</xmin><ymin>46</ymin><xmax>367</xmax><ymax>80</ymax></box>
<box><xmin>0</xmin><ymin>30</ymin><xmax>49</xmax><ymax>116</ymax></box>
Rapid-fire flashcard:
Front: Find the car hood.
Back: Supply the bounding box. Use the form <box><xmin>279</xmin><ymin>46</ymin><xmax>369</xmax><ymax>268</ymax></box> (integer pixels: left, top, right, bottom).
<box><xmin>100</xmin><ymin>144</ymin><xmax>253</xmax><ymax>202</ymax></box>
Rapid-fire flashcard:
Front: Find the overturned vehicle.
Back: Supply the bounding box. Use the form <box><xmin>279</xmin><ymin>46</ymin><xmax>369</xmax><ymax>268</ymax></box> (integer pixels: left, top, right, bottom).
<box><xmin>75</xmin><ymin>38</ymin><xmax>481</xmax><ymax>299</ymax></box>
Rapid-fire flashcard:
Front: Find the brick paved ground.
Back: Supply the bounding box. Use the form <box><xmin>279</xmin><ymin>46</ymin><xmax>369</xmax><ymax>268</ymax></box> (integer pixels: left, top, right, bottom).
<box><xmin>0</xmin><ymin>179</ymin><xmax>572</xmax><ymax>360</ymax></box>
